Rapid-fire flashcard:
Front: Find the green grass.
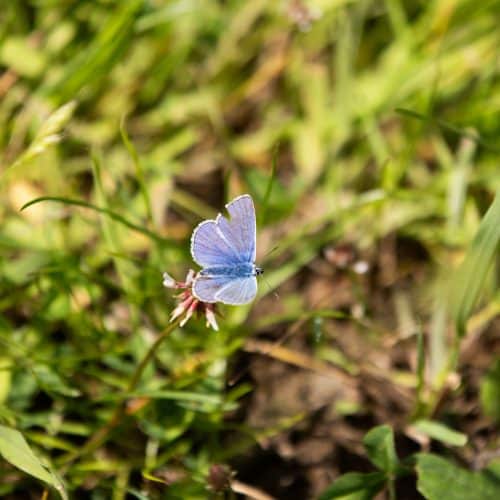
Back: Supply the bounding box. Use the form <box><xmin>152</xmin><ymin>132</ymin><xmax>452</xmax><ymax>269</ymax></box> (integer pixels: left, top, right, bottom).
<box><xmin>1</xmin><ymin>1</ymin><xmax>499</xmax><ymax>498</ymax></box>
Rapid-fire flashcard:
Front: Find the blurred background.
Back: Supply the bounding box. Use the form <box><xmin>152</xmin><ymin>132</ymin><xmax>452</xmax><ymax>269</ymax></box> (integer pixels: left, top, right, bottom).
<box><xmin>0</xmin><ymin>1</ymin><xmax>499</xmax><ymax>498</ymax></box>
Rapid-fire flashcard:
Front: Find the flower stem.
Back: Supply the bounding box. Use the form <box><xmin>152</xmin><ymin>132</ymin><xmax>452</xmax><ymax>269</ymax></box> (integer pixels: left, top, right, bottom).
<box><xmin>58</xmin><ymin>316</ymin><xmax>183</xmax><ymax>469</ymax></box>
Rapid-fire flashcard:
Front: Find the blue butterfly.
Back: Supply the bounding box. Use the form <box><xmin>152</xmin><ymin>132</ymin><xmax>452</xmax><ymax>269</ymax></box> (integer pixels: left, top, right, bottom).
<box><xmin>190</xmin><ymin>194</ymin><xmax>262</xmax><ymax>305</ymax></box>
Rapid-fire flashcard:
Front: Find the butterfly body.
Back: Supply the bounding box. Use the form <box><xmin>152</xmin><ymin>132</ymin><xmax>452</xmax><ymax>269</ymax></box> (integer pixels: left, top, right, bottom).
<box><xmin>190</xmin><ymin>194</ymin><xmax>260</xmax><ymax>305</ymax></box>
<box><xmin>200</xmin><ymin>263</ymin><xmax>260</xmax><ymax>279</ymax></box>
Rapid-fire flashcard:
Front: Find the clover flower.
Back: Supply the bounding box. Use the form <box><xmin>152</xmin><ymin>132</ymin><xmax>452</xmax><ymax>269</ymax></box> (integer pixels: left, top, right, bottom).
<box><xmin>163</xmin><ymin>270</ymin><xmax>219</xmax><ymax>331</ymax></box>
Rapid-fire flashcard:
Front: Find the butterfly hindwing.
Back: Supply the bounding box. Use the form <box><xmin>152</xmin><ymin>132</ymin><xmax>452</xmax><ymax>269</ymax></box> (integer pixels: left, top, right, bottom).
<box><xmin>192</xmin><ymin>274</ymin><xmax>229</xmax><ymax>303</ymax></box>
<box><xmin>215</xmin><ymin>276</ymin><xmax>257</xmax><ymax>305</ymax></box>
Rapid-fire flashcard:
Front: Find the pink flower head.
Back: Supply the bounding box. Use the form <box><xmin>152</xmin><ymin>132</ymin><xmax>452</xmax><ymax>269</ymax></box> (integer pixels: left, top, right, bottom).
<box><xmin>163</xmin><ymin>270</ymin><xmax>219</xmax><ymax>331</ymax></box>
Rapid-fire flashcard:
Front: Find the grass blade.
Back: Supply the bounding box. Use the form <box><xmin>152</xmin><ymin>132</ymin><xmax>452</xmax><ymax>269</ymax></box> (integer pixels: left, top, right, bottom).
<box><xmin>120</xmin><ymin>118</ymin><xmax>153</xmax><ymax>227</ymax></box>
<box><xmin>20</xmin><ymin>196</ymin><xmax>171</xmax><ymax>246</ymax></box>
<box><xmin>258</xmin><ymin>141</ymin><xmax>279</xmax><ymax>226</ymax></box>
<box><xmin>396</xmin><ymin>108</ymin><xmax>500</xmax><ymax>153</ymax></box>
<box><xmin>452</xmin><ymin>190</ymin><xmax>500</xmax><ymax>338</ymax></box>
<box><xmin>45</xmin><ymin>0</ymin><xmax>143</xmax><ymax>103</ymax></box>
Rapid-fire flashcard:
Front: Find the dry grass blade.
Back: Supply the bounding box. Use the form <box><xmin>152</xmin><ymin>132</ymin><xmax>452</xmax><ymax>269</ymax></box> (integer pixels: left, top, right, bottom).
<box><xmin>244</xmin><ymin>339</ymin><xmax>357</xmax><ymax>388</ymax></box>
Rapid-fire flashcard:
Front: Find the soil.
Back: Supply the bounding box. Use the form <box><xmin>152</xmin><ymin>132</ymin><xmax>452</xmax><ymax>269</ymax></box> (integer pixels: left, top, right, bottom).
<box><xmin>224</xmin><ymin>235</ymin><xmax>500</xmax><ymax>500</ymax></box>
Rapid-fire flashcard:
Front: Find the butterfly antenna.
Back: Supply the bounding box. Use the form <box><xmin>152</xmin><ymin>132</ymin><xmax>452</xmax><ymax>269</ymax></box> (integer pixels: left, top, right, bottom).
<box><xmin>261</xmin><ymin>275</ymin><xmax>279</xmax><ymax>301</ymax></box>
<box><xmin>263</xmin><ymin>245</ymin><xmax>279</xmax><ymax>259</ymax></box>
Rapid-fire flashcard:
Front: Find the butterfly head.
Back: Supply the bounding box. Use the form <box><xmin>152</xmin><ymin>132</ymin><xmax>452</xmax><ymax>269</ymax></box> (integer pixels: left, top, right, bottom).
<box><xmin>255</xmin><ymin>267</ymin><xmax>263</xmax><ymax>276</ymax></box>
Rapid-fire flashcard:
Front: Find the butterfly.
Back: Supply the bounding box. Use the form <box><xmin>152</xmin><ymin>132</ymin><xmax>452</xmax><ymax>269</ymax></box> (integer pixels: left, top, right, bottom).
<box><xmin>190</xmin><ymin>194</ymin><xmax>262</xmax><ymax>305</ymax></box>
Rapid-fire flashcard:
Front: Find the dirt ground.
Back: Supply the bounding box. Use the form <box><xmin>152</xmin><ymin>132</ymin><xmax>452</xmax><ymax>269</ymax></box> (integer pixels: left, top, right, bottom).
<box><xmin>224</xmin><ymin>236</ymin><xmax>499</xmax><ymax>499</ymax></box>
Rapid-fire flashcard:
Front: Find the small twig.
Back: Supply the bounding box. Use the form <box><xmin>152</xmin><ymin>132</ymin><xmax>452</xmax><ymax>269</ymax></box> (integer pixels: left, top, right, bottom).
<box><xmin>0</xmin><ymin>69</ymin><xmax>18</xmax><ymax>98</ymax></box>
<box><xmin>231</xmin><ymin>479</ymin><xmax>277</xmax><ymax>500</ymax></box>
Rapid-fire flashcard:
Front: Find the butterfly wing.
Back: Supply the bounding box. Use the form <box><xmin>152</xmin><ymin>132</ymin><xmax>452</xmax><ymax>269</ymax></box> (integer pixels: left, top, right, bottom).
<box><xmin>192</xmin><ymin>274</ymin><xmax>231</xmax><ymax>303</ymax></box>
<box><xmin>193</xmin><ymin>274</ymin><xmax>257</xmax><ymax>305</ymax></box>
<box><xmin>216</xmin><ymin>194</ymin><xmax>256</xmax><ymax>264</ymax></box>
<box><xmin>191</xmin><ymin>194</ymin><xmax>258</xmax><ymax>305</ymax></box>
<box><xmin>190</xmin><ymin>194</ymin><xmax>256</xmax><ymax>267</ymax></box>
<box><xmin>190</xmin><ymin>220</ymin><xmax>241</xmax><ymax>267</ymax></box>
<box><xmin>215</xmin><ymin>275</ymin><xmax>258</xmax><ymax>305</ymax></box>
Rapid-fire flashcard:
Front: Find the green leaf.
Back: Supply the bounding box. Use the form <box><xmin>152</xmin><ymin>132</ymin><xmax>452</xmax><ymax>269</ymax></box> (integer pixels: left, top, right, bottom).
<box><xmin>318</xmin><ymin>472</ymin><xmax>386</xmax><ymax>500</ymax></box>
<box><xmin>32</xmin><ymin>365</ymin><xmax>81</xmax><ymax>398</ymax></box>
<box><xmin>0</xmin><ymin>425</ymin><xmax>67</xmax><ymax>499</ymax></box>
<box><xmin>416</xmin><ymin>453</ymin><xmax>500</xmax><ymax>500</ymax></box>
<box><xmin>453</xmin><ymin>190</ymin><xmax>500</xmax><ymax>337</ymax></box>
<box><xmin>480</xmin><ymin>358</ymin><xmax>500</xmax><ymax>422</ymax></box>
<box><xmin>0</xmin><ymin>358</ymin><xmax>12</xmax><ymax>404</ymax></box>
<box><xmin>363</xmin><ymin>425</ymin><xmax>399</xmax><ymax>473</ymax></box>
<box><xmin>141</xmin><ymin>404</ymin><xmax>195</xmax><ymax>442</ymax></box>
<box><xmin>413</xmin><ymin>420</ymin><xmax>467</xmax><ymax>446</ymax></box>
<box><xmin>0</xmin><ymin>37</ymin><xmax>47</xmax><ymax>77</ymax></box>
<box><xmin>107</xmin><ymin>390</ymin><xmax>229</xmax><ymax>406</ymax></box>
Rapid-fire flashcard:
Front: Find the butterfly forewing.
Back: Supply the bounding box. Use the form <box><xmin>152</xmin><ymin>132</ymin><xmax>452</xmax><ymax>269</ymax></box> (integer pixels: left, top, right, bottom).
<box><xmin>217</xmin><ymin>195</ymin><xmax>256</xmax><ymax>263</ymax></box>
<box><xmin>190</xmin><ymin>221</ymin><xmax>241</xmax><ymax>267</ymax></box>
